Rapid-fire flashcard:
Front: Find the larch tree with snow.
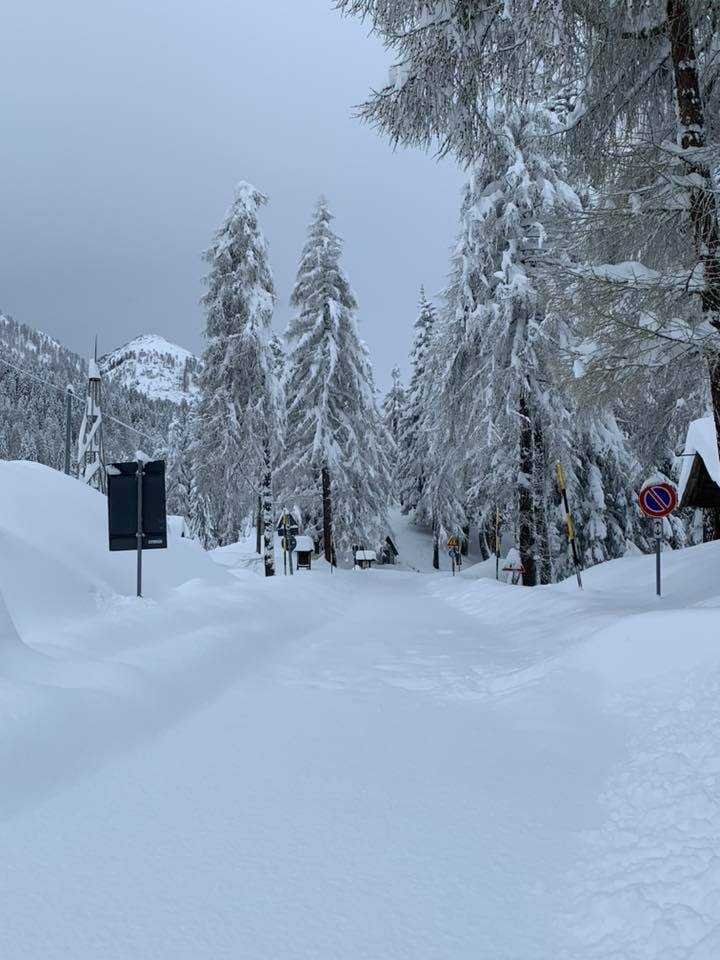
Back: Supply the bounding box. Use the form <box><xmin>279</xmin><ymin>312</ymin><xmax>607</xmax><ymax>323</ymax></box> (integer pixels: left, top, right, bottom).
<box><xmin>194</xmin><ymin>182</ymin><xmax>282</xmax><ymax>575</ymax></box>
<box><xmin>282</xmin><ymin>197</ymin><xmax>392</xmax><ymax>562</ymax></box>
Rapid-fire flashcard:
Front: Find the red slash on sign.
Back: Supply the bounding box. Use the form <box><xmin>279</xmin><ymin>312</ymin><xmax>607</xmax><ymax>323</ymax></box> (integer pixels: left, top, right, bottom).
<box><xmin>638</xmin><ymin>482</ymin><xmax>678</xmax><ymax>519</ymax></box>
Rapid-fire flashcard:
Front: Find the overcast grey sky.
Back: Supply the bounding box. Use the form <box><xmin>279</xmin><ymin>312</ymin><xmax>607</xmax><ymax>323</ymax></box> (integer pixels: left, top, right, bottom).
<box><xmin>0</xmin><ymin>0</ymin><xmax>461</xmax><ymax>390</ymax></box>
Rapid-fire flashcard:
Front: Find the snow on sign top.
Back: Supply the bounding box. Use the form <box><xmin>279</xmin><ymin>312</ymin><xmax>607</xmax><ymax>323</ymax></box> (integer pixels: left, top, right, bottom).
<box><xmin>292</xmin><ymin>535</ymin><xmax>314</xmax><ymax>553</ymax></box>
<box><xmin>678</xmin><ymin>417</ymin><xmax>720</xmax><ymax>502</ymax></box>
<box><xmin>355</xmin><ymin>550</ymin><xmax>377</xmax><ymax>562</ymax></box>
<box><xmin>638</xmin><ymin>482</ymin><xmax>677</xmax><ymax>519</ymax></box>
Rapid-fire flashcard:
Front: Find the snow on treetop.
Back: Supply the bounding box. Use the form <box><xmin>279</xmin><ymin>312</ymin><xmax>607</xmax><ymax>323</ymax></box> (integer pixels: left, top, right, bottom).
<box><xmin>233</xmin><ymin>181</ymin><xmax>267</xmax><ymax>210</ymax></box>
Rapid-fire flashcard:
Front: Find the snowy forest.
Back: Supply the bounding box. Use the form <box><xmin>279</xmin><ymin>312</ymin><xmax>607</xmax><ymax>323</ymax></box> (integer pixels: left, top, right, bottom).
<box><xmin>2</xmin><ymin>0</ymin><xmax>719</xmax><ymax>585</ymax></box>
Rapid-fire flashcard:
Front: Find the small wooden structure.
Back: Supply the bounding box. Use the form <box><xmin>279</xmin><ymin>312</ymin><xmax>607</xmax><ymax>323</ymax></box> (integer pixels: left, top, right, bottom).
<box><xmin>380</xmin><ymin>536</ymin><xmax>399</xmax><ymax>565</ymax></box>
<box><xmin>678</xmin><ymin>417</ymin><xmax>720</xmax><ymax>539</ymax></box>
<box><xmin>293</xmin><ymin>535</ymin><xmax>315</xmax><ymax>570</ymax></box>
<box><xmin>354</xmin><ymin>549</ymin><xmax>377</xmax><ymax>570</ymax></box>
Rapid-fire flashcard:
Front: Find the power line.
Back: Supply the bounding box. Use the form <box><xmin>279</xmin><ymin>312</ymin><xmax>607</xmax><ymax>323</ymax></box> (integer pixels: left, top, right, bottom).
<box><xmin>0</xmin><ymin>351</ymin><xmax>264</xmax><ymax>499</ymax></box>
<box><xmin>0</xmin><ymin>354</ymin><xmax>157</xmax><ymax>443</ymax></box>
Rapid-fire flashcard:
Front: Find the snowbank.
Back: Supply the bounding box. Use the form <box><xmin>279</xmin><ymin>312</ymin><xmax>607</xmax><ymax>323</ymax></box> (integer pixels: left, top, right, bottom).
<box><xmin>0</xmin><ymin>460</ymin><xmax>228</xmax><ymax>637</ymax></box>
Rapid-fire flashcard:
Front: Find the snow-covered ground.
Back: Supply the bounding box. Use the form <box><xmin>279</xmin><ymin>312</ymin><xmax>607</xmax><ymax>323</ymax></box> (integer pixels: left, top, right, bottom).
<box><xmin>2</xmin><ymin>462</ymin><xmax>720</xmax><ymax>959</ymax></box>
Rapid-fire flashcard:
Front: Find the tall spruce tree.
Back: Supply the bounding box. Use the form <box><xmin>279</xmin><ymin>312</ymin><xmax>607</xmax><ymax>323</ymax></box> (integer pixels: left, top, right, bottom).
<box><xmin>430</xmin><ymin>106</ymin><xmax>581</xmax><ymax>585</ymax></box>
<box><xmin>194</xmin><ymin>182</ymin><xmax>282</xmax><ymax>575</ymax></box>
<box><xmin>382</xmin><ymin>365</ymin><xmax>405</xmax><ymax>500</ymax></box>
<box><xmin>382</xmin><ymin>366</ymin><xmax>406</xmax><ymax>448</ymax></box>
<box><xmin>166</xmin><ymin>399</ymin><xmax>198</xmax><ymax>534</ymax></box>
<box><xmin>397</xmin><ymin>290</ymin><xmax>437</xmax><ymax>518</ymax></box>
<box><xmin>282</xmin><ymin>197</ymin><xmax>392</xmax><ymax>562</ymax></box>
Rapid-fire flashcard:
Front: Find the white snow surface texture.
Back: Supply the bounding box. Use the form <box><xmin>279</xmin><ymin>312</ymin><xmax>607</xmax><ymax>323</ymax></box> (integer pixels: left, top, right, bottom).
<box><xmin>2</xmin><ymin>460</ymin><xmax>720</xmax><ymax>959</ymax></box>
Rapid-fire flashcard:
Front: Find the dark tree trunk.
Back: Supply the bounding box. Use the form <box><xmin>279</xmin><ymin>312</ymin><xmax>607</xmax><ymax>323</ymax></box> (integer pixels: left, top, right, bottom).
<box><xmin>666</xmin><ymin>0</ymin><xmax>720</xmax><ymax>444</ymax></box>
<box><xmin>321</xmin><ymin>466</ymin><xmax>334</xmax><ymax>564</ymax></box>
<box><xmin>532</xmin><ymin>418</ymin><xmax>553</xmax><ymax>585</ymax></box>
<box><xmin>461</xmin><ymin>524</ymin><xmax>470</xmax><ymax>556</ymax></box>
<box><xmin>518</xmin><ymin>395</ymin><xmax>537</xmax><ymax>587</ymax></box>
<box><xmin>478</xmin><ymin>523</ymin><xmax>491</xmax><ymax>561</ymax></box>
<box><xmin>262</xmin><ymin>444</ymin><xmax>275</xmax><ymax>578</ymax></box>
<box><xmin>256</xmin><ymin>495</ymin><xmax>262</xmax><ymax>556</ymax></box>
<box><xmin>432</xmin><ymin>523</ymin><xmax>440</xmax><ymax>570</ymax></box>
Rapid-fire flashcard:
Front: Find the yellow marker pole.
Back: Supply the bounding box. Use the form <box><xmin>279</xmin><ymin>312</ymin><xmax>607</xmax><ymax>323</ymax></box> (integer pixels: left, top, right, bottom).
<box><xmin>556</xmin><ymin>462</ymin><xmax>583</xmax><ymax>589</ymax></box>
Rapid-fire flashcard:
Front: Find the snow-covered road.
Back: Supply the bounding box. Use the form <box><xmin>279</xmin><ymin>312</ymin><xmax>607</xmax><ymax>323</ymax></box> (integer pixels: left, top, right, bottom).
<box><xmin>2</xmin><ymin>465</ymin><xmax>720</xmax><ymax>959</ymax></box>
<box><xmin>2</xmin><ymin>571</ymin><xmax>582</xmax><ymax>958</ymax></box>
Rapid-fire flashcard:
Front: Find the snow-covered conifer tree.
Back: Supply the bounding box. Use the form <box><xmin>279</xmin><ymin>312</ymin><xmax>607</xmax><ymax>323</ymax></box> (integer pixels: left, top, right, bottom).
<box><xmin>166</xmin><ymin>400</ymin><xmax>197</xmax><ymax>532</ymax></box>
<box><xmin>432</xmin><ymin>106</ymin><xmax>581</xmax><ymax>584</ymax></box>
<box><xmin>397</xmin><ymin>290</ymin><xmax>437</xmax><ymax>517</ymax></box>
<box><xmin>382</xmin><ymin>366</ymin><xmax>405</xmax><ymax>449</ymax></box>
<box><xmin>194</xmin><ymin>182</ymin><xmax>282</xmax><ymax>574</ymax></box>
<box><xmin>282</xmin><ymin>197</ymin><xmax>392</xmax><ymax>561</ymax></box>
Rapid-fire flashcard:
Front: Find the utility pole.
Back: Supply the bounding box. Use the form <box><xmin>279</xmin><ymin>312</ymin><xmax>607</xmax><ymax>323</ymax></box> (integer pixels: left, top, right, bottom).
<box><xmin>64</xmin><ymin>385</ymin><xmax>74</xmax><ymax>475</ymax></box>
<box><xmin>77</xmin><ymin>341</ymin><xmax>106</xmax><ymax>493</ymax></box>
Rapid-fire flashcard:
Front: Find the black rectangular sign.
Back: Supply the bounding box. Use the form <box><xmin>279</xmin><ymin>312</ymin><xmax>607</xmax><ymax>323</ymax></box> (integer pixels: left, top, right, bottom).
<box><xmin>108</xmin><ymin>460</ymin><xmax>168</xmax><ymax>552</ymax></box>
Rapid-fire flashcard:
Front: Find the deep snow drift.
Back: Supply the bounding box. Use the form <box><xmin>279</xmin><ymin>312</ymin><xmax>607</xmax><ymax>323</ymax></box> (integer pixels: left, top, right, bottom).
<box><xmin>1</xmin><ymin>461</ymin><xmax>720</xmax><ymax>959</ymax></box>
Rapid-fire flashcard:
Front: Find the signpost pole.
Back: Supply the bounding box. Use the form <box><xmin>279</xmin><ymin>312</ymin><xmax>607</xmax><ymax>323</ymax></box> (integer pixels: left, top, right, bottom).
<box><xmin>556</xmin><ymin>462</ymin><xmax>583</xmax><ymax>590</ymax></box>
<box><xmin>282</xmin><ymin>515</ymin><xmax>288</xmax><ymax>576</ymax></box>
<box><xmin>283</xmin><ymin>514</ymin><xmax>294</xmax><ymax>576</ymax></box>
<box><xmin>637</xmin><ymin>482</ymin><xmax>677</xmax><ymax>599</ymax></box>
<box><xmin>136</xmin><ymin>460</ymin><xmax>144</xmax><ymax>598</ymax></box>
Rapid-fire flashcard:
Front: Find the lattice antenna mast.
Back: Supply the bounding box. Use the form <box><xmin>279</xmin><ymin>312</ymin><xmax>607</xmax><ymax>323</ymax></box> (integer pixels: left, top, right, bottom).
<box><xmin>77</xmin><ymin>338</ymin><xmax>107</xmax><ymax>493</ymax></box>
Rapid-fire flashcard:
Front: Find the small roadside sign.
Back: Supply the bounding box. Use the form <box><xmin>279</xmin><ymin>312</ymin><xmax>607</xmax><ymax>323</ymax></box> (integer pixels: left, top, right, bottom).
<box><xmin>282</xmin><ymin>535</ymin><xmax>298</xmax><ymax>553</ymax></box>
<box><xmin>277</xmin><ymin>514</ymin><xmax>299</xmax><ymax>536</ymax></box>
<box><xmin>638</xmin><ymin>482</ymin><xmax>677</xmax><ymax>519</ymax></box>
<box><xmin>638</xmin><ymin>481</ymin><xmax>677</xmax><ymax>596</ymax></box>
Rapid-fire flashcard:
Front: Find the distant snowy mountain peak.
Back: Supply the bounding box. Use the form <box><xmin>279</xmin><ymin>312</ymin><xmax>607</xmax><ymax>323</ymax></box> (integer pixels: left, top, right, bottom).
<box><xmin>100</xmin><ymin>334</ymin><xmax>200</xmax><ymax>404</ymax></box>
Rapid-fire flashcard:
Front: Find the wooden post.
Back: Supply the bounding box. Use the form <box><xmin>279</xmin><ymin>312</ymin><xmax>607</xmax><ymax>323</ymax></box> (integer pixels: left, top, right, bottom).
<box><xmin>518</xmin><ymin>395</ymin><xmax>537</xmax><ymax>587</ymax></box>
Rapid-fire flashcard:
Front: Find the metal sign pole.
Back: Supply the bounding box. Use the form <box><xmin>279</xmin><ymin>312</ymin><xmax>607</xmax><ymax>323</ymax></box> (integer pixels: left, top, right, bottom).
<box><xmin>136</xmin><ymin>460</ymin><xmax>144</xmax><ymax>598</ymax></box>
<box><xmin>638</xmin><ymin>483</ymin><xmax>677</xmax><ymax>599</ymax></box>
<box><xmin>282</xmin><ymin>516</ymin><xmax>288</xmax><ymax>576</ymax></box>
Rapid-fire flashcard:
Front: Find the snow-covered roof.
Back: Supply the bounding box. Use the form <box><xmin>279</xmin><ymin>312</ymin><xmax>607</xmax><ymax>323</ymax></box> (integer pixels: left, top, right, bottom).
<box><xmin>678</xmin><ymin>417</ymin><xmax>720</xmax><ymax>502</ymax></box>
<box><xmin>355</xmin><ymin>550</ymin><xmax>377</xmax><ymax>561</ymax></box>
<box><xmin>292</xmin><ymin>535</ymin><xmax>314</xmax><ymax>552</ymax></box>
